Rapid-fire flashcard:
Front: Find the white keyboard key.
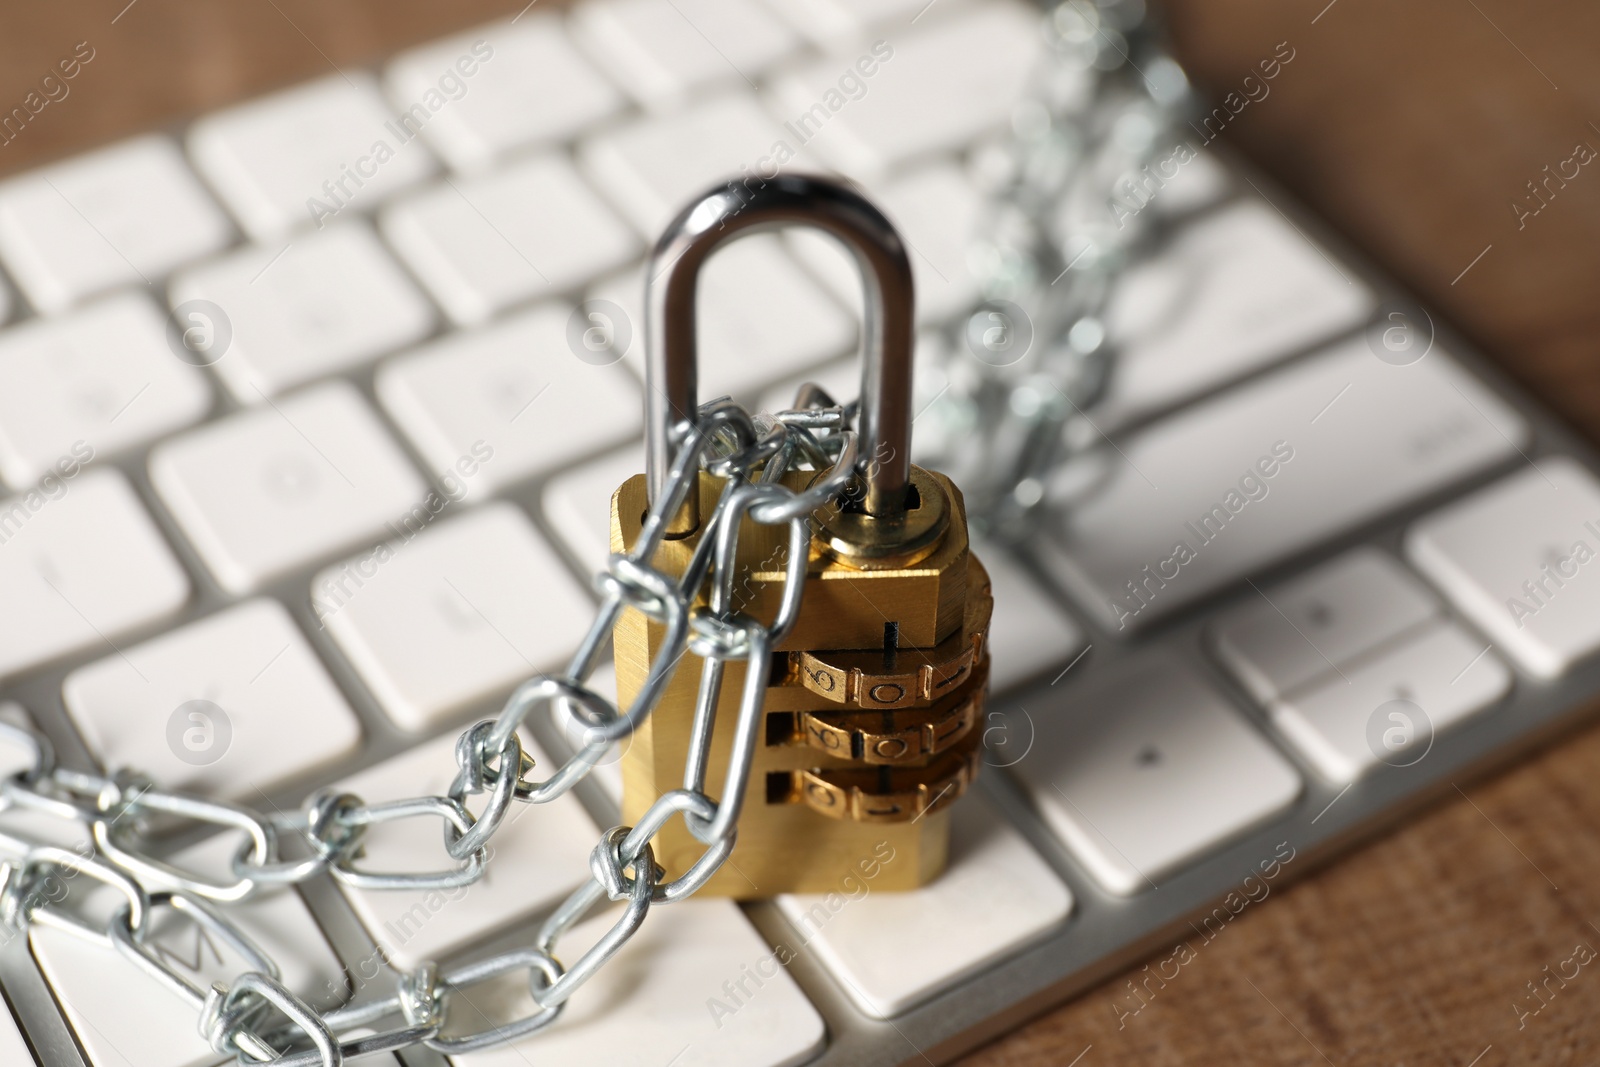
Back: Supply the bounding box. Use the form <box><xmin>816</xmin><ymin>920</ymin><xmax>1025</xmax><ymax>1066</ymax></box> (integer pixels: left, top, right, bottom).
<box><xmin>789</xmin><ymin>160</ymin><xmax>982</xmax><ymax>324</ymax></box>
<box><xmin>1271</xmin><ymin>620</ymin><xmax>1511</xmax><ymax>783</ymax></box>
<box><xmin>571</xmin><ymin>0</ymin><xmax>799</xmax><ymax>110</ymax></box>
<box><xmin>1102</xmin><ymin>202</ymin><xmax>1374</xmax><ymax>425</ymax></box>
<box><xmin>0</xmin><ymin>293</ymin><xmax>212</xmax><ymax>487</ymax></box>
<box><xmin>149</xmin><ymin>381</ymin><xmax>427</xmax><ymax>594</ymax></box>
<box><xmin>169</xmin><ymin>223</ymin><xmax>434</xmax><ymax>401</ymax></box>
<box><xmin>594</xmin><ymin>236</ymin><xmax>854</xmax><ymax>399</ymax></box>
<box><xmin>760</xmin><ymin>0</ymin><xmax>967</xmax><ymax>46</ymax></box>
<box><xmin>31</xmin><ymin>832</ymin><xmax>345</xmax><ymax>1067</ymax></box>
<box><xmin>978</xmin><ymin>544</ymin><xmax>1086</xmax><ymax>693</ymax></box>
<box><xmin>331</xmin><ymin>729</ymin><xmax>597</xmax><ymax>969</ymax></box>
<box><xmin>0</xmin><ymin>1005</ymin><xmax>28</xmax><ymax>1067</ymax></box>
<box><xmin>381</xmin><ymin>154</ymin><xmax>639</xmax><ymax>326</ymax></box>
<box><xmin>384</xmin><ymin>16</ymin><xmax>625</xmax><ymax>172</ymax></box>
<box><xmin>764</xmin><ymin>3</ymin><xmax>1040</xmax><ymax>180</ymax></box>
<box><xmin>579</xmin><ymin>93</ymin><xmax>817</xmax><ymax>237</ymax></box>
<box><xmin>1035</xmin><ymin>338</ymin><xmax>1530</xmax><ymax>634</ymax></box>
<box><xmin>188</xmin><ymin>73</ymin><xmax>437</xmax><ymax>240</ymax></box>
<box><xmin>0</xmin><ymin>469</ymin><xmax>189</xmax><ymax>682</ymax></box>
<box><xmin>1211</xmin><ymin>548</ymin><xmax>1439</xmax><ymax>703</ymax></box>
<box><xmin>0</xmin><ymin>136</ymin><xmax>233</xmax><ymax>313</ymax></box>
<box><xmin>452</xmin><ymin>899</ymin><xmax>824</xmax><ymax>1067</ymax></box>
<box><xmin>317</xmin><ymin>503</ymin><xmax>593</xmax><ymax>731</ymax></box>
<box><xmin>376</xmin><ymin>304</ymin><xmax>640</xmax><ymax>503</ymax></box>
<box><xmin>776</xmin><ymin>794</ymin><xmax>1071</xmax><ymax>1018</ymax></box>
<box><xmin>1013</xmin><ymin>654</ymin><xmax>1301</xmax><ymax>894</ymax></box>
<box><xmin>543</xmin><ymin>446</ymin><xmax>643</xmax><ymax>576</ymax></box>
<box><xmin>1408</xmin><ymin>457</ymin><xmax>1600</xmax><ymax>679</ymax></box>
<box><xmin>62</xmin><ymin>598</ymin><xmax>362</xmax><ymax>800</ymax></box>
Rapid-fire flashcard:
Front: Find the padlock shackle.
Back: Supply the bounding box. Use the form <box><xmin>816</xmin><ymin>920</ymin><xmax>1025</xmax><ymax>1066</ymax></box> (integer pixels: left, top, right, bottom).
<box><xmin>645</xmin><ymin>174</ymin><xmax>916</xmax><ymax>532</ymax></box>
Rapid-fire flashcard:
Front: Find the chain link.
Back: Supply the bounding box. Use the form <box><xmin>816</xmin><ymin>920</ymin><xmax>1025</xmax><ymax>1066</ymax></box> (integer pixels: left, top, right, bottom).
<box><xmin>920</xmin><ymin>0</ymin><xmax>1194</xmax><ymax>538</ymax></box>
<box><xmin>0</xmin><ymin>391</ymin><xmax>858</xmax><ymax>1066</ymax></box>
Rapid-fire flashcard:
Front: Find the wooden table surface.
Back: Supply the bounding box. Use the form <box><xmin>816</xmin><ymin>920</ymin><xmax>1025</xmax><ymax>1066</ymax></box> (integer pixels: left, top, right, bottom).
<box><xmin>3</xmin><ymin>1</ymin><xmax>1599</xmax><ymax>1065</ymax></box>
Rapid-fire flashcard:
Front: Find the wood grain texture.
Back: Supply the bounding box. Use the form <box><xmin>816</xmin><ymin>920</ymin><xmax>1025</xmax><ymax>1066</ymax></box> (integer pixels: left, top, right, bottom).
<box><xmin>1</xmin><ymin>1</ymin><xmax>1598</xmax><ymax>1064</ymax></box>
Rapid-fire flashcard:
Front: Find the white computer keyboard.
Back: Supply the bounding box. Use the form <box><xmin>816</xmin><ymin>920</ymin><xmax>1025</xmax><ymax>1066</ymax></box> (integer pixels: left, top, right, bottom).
<box><xmin>2</xmin><ymin>1</ymin><xmax>1599</xmax><ymax>1065</ymax></box>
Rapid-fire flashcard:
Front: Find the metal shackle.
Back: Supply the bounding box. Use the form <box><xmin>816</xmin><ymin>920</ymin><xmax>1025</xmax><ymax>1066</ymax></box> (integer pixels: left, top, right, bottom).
<box><xmin>645</xmin><ymin>174</ymin><xmax>916</xmax><ymax>531</ymax></box>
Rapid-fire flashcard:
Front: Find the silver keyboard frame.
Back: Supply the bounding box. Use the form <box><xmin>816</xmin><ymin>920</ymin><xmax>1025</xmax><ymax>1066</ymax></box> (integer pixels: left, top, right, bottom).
<box><xmin>1</xmin><ymin>115</ymin><xmax>1595</xmax><ymax>1067</ymax></box>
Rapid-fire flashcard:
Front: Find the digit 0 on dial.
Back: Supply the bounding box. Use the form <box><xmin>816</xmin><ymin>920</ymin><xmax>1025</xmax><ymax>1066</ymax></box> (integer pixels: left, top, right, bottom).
<box><xmin>611</xmin><ymin>175</ymin><xmax>991</xmax><ymax>896</ymax></box>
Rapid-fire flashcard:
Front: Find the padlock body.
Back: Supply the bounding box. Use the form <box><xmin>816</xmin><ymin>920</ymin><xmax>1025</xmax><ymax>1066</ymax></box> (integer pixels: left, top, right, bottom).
<box><xmin>610</xmin><ymin>469</ymin><xmax>987</xmax><ymax>897</ymax></box>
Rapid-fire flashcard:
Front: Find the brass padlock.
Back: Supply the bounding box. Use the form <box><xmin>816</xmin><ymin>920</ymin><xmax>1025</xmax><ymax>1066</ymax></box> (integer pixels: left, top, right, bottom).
<box><xmin>612</xmin><ymin>175</ymin><xmax>992</xmax><ymax>896</ymax></box>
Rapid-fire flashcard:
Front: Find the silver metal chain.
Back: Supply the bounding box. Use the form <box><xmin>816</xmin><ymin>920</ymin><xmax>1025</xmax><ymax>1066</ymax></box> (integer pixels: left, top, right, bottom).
<box><xmin>0</xmin><ymin>393</ymin><xmax>856</xmax><ymax>1066</ymax></box>
<box><xmin>920</xmin><ymin>0</ymin><xmax>1195</xmax><ymax>539</ymax></box>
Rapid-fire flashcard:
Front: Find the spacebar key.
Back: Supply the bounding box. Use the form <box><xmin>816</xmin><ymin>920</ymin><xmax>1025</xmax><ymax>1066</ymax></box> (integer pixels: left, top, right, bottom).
<box><xmin>1037</xmin><ymin>337</ymin><xmax>1529</xmax><ymax>633</ymax></box>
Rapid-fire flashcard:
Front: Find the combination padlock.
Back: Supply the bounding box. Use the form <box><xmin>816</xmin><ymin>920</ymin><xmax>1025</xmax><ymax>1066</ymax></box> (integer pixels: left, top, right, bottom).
<box><xmin>611</xmin><ymin>175</ymin><xmax>993</xmax><ymax>896</ymax></box>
